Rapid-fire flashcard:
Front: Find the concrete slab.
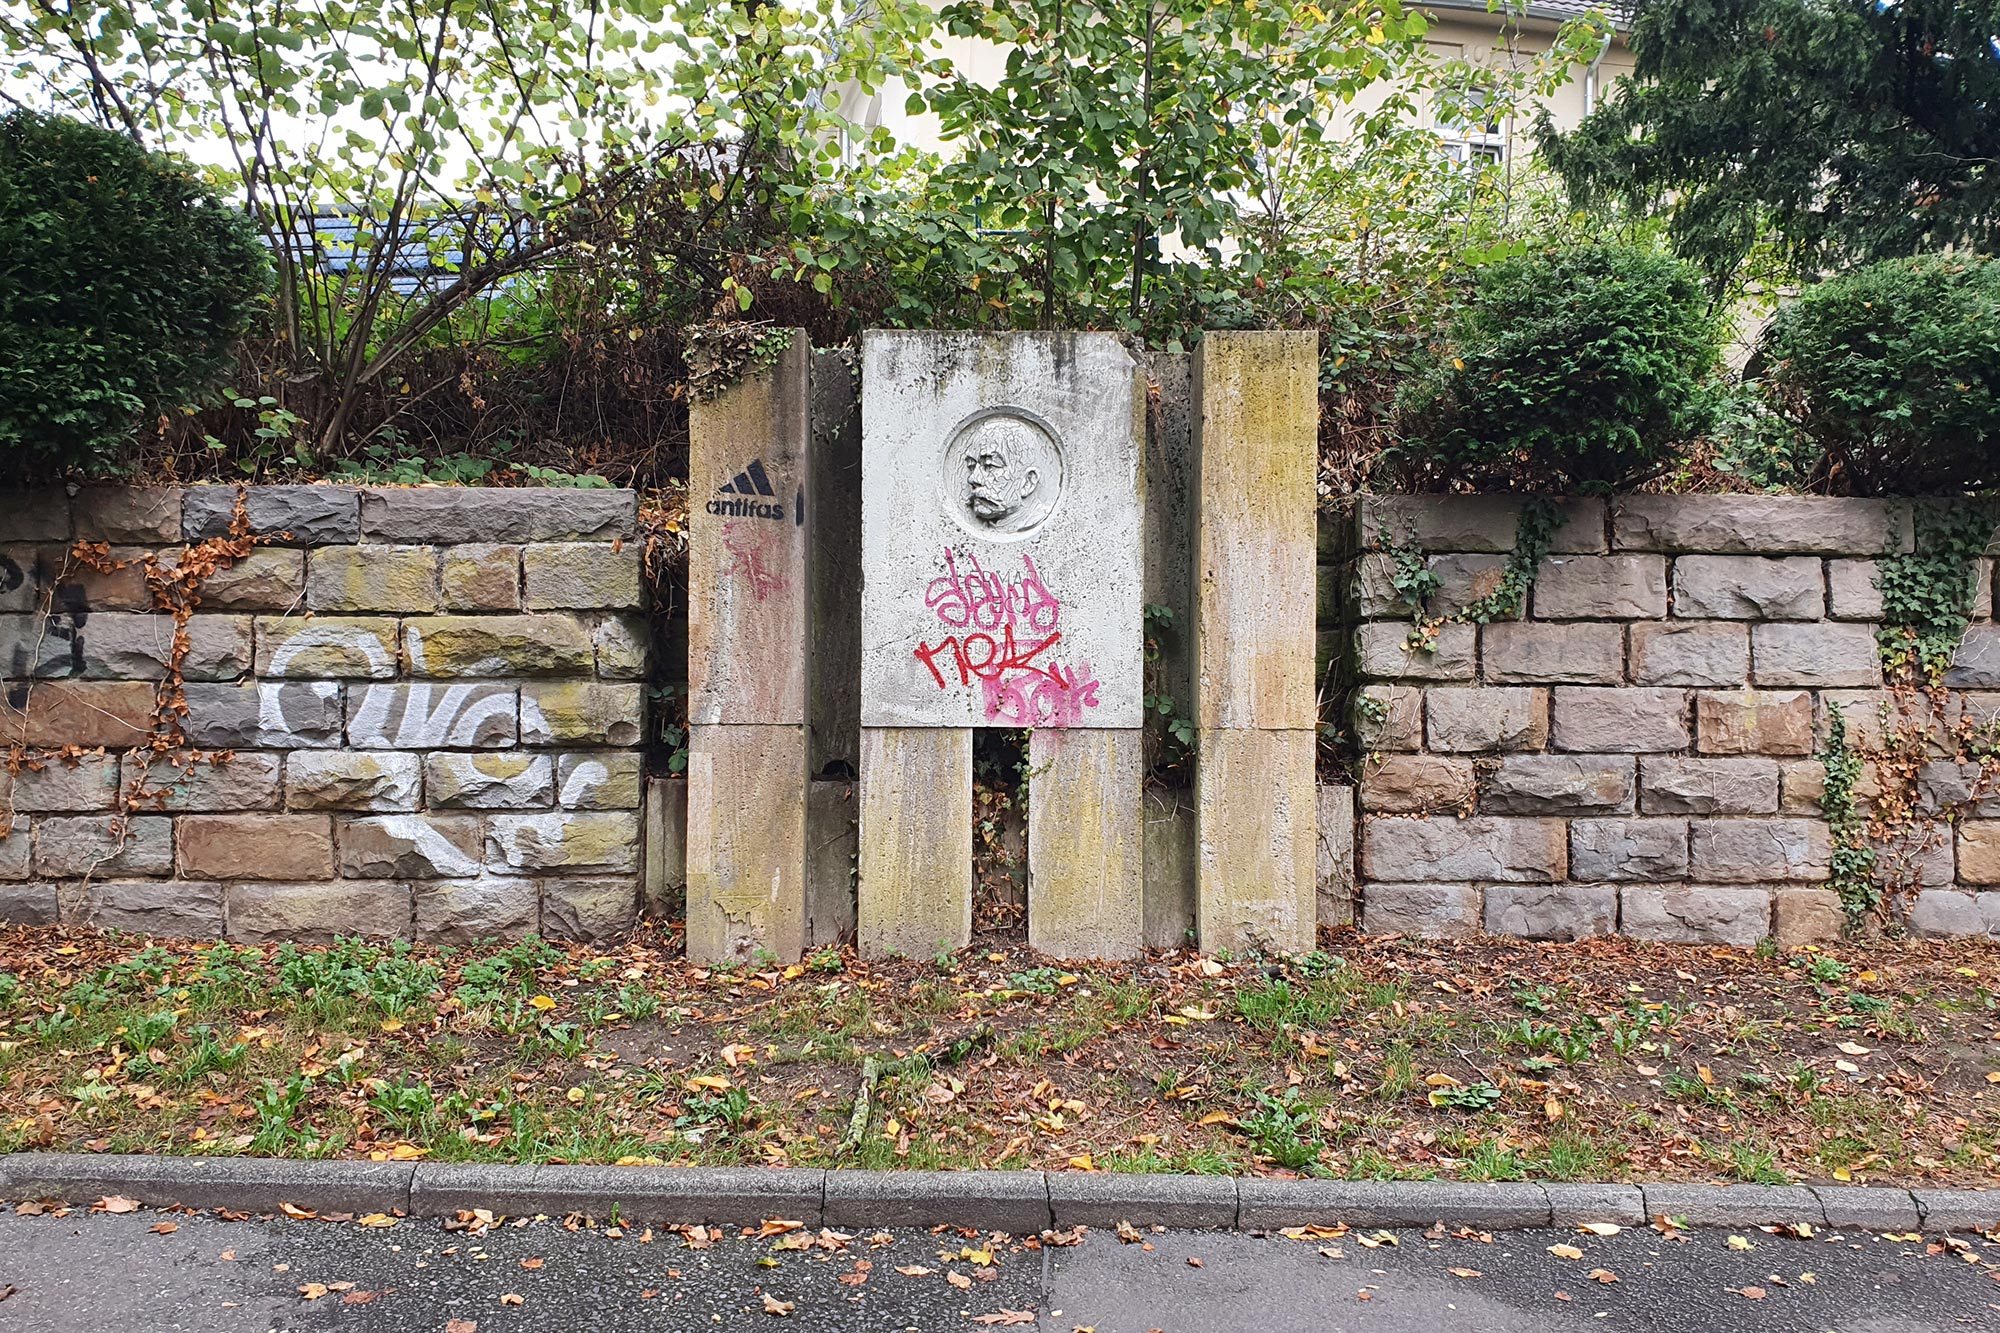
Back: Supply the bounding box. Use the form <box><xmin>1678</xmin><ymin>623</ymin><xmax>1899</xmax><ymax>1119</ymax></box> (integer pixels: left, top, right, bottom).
<box><xmin>823</xmin><ymin>1168</ymin><xmax>1050</xmax><ymax>1234</ymax></box>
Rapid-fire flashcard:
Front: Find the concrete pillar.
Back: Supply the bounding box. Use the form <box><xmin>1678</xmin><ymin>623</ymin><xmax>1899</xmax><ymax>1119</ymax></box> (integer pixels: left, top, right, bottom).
<box><xmin>857</xmin><ymin>725</ymin><xmax>971</xmax><ymax>957</ymax></box>
<box><xmin>1028</xmin><ymin>727</ymin><xmax>1143</xmax><ymax>959</ymax></box>
<box><xmin>685</xmin><ymin>331</ymin><xmax>810</xmax><ymax>963</ymax></box>
<box><xmin>1193</xmin><ymin>331</ymin><xmax>1319</xmax><ymax>954</ymax></box>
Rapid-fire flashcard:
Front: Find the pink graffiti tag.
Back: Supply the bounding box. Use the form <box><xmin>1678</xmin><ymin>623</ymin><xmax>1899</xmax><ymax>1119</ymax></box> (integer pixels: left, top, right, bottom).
<box><xmin>913</xmin><ymin>548</ymin><xmax>1101</xmax><ymax>726</ymax></box>
<box><xmin>722</xmin><ymin>521</ymin><xmax>788</xmax><ymax>602</ymax></box>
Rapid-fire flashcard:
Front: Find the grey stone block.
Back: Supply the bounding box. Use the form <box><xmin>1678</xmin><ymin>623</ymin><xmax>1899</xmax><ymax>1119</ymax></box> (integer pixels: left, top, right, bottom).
<box><xmin>1354</xmin><ymin>621</ymin><xmax>1475</xmax><ymax>682</ymax></box>
<box><xmin>824</xmin><ymin>1169</ymin><xmax>1051</xmax><ymax>1234</ymax></box>
<box><xmin>1641</xmin><ymin>1183</ymin><xmax>1826</xmax><ymax>1228</ymax></box>
<box><xmin>1570</xmin><ymin>818</ymin><xmax>1690</xmax><ymax>881</ymax></box>
<box><xmin>1630</xmin><ymin>621</ymin><xmax>1750</xmax><ymax>687</ymax></box>
<box><xmin>1352</xmin><ymin>684</ymin><xmax>1423</xmax><ymax>751</ymax></box>
<box><xmin>1809</xmin><ymin>1185</ymin><xmax>1921</xmax><ymax>1232</ymax></box>
<box><xmin>184</xmin><ymin>485</ymin><xmax>360</xmax><ymax>544</ymax></box>
<box><xmin>1047</xmin><ymin>1173</ymin><xmax>1239</xmax><ymax>1230</ymax></box>
<box><xmin>1362</xmin><ymin>816</ymin><xmax>1565</xmax><ymax>883</ymax></box>
<box><xmin>1947</xmin><ymin>625</ymin><xmax>2000</xmax><ymax>688</ymax></box>
<box><xmin>1614</xmin><ymin>496</ymin><xmax>1908</xmax><ymax>554</ymax></box>
<box><xmin>1543</xmin><ymin>1183</ymin><xmax>1646</xmax><ymax>1227</ymax></box>
<box><xmin>32</xmin><ymin>815</ymin><xmax>173</xmax><ymax>877</ymax></box>
<box><xmin>0</xmin><ymin>488</ymin><xmax>71</xmax><ymax>541</ymax></box>
<box><xmin>1533</xmin><ymin>554</ymin><xmax>1667</xmax><ymax>619</ymax></box>
<box><xmin>1620</xmin><ymin>885</ymin><xmax>1771</xmax><ymax>948</ymax></box>
<box><xmin>1358</xmin><ymin>496</ymin><xmax>1605</xmax><ymax>555</ymax></box>
<box><xmin>1912</xmin><ymin>1188</ymin><xmax>2000</xmax><ymax>1232</ymax></box>
<box><xmin>1640</xmin><ymin>758</ymin><xmax>1781</xmax><ymax>815</ymax></box>
<box><xmin>1483</xmin><ymin>883</ymin><xmax>1618</xmax><ymax>941</ymax></box>
<box><xmin>1352</xmin><ymin>552</ymin><xmax>1511</xmax><ymax>619</ymax></box>
<box><xmin>1672</xmin><ymin>555</ymin><xmax>1824</xmax><ymax>620</ymax></box>
<box><xmin>65</xmin><ymin>880</ymin><xmax>224</xmax><ymax>937</ymax></box>
<box><xmin>1360</xmin><ymin>882</ymin><xmax>1482</xmax><ymax>937</ymax></box>
<box><xmin>1479</xmin><ymin>755</ymin><xmax>1635</xmax><ymax>816</ymax></box>
<box><xmin>1907</xmin><ymin>889</ymin><xmax>2000</xmax><ymax>938</ymax></box>
<box><xmin>1481</xmin><ymin>622</ymin><xmax>1625</xmax><ymax>685</ymax></box>
<box><xmin>2</xmin><ymin>1152</ymin><xmax>412</xmax><ymax>1215</ymax></box>
<box><xmin>1689</xmin><ymin>817</ymin><xmax>1831</xmax><ymax>882</ymax></box>
<box><xmin>1552</xmin><ymin>688</ymin><xmax>1690</xmax><ymax>753</ymax></box>
<box><xmin>512</xmin><ymin>1165</ymin><xmax>826</xmax><ymax>1227</ymax></box>
<box><xmin>1238</xmin><ymin>1179</ymin><xmax>1550</xmax><ymax>1230</ymax></box>
<box><xmin>181</xmin><ymin>682</ymin><xmax>344</xmax><ymax>749</ymax></box>
<box><xmin>360</xmin><ymin>488</ymin><xmax>637</xmax><ymax>543</ymax></box>
<box><xmin>1753</xmin><ymin>622</ymin><xmax>1883</xmax><ymax>688</ymax></box>
<box><xmin>1424</xmin><ymin>686</ymin><xmax>1548</xmax><ymax>752</ymax></box>
<box><xmin>73</xmin><ymin>486</ymin><xmax>182</xmax><ymax>543</ymax></box>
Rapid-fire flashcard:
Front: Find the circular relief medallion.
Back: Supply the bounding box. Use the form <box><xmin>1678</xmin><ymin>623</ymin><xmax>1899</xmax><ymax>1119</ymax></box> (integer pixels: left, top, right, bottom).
<box><xmin>937</xmin><ymin>407</ymin><xmax>1066</xmax><ymax>541</ymax></box>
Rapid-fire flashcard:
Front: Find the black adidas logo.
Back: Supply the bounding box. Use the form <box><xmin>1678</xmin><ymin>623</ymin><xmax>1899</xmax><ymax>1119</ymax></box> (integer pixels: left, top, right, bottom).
<box><xmin>706</xmin><ymin>457</ymin><xmax>798</xmax><ymax>522</ymax></box>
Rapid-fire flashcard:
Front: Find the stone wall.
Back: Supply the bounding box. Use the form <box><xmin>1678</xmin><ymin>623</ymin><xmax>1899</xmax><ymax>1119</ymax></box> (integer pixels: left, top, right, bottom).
<box><xmin>0</xmin><ymin>484</ymin><xmax>646</xmax><ymax>942</ymax></box>
<box><xmin>1338</xmin><ymin>494</ymin><xmax>1999</xmax><ymax>946</ymax></box>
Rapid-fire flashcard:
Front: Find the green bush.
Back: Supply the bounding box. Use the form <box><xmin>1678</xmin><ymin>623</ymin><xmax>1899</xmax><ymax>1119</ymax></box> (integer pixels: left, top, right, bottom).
<box><xmin>1392</xmin><ymin>244</ymin><xmax>1720</xmax><ymax>490</ymax></box>
<box><xmin>1760</xmin><ymin>255</ymin><xmax>2000</xmax><ymax>496</ymax></box>
<box><xmin>0</xmin><ymin>111</ymin><xmax>268</xmax><ymax>477</ymax></box>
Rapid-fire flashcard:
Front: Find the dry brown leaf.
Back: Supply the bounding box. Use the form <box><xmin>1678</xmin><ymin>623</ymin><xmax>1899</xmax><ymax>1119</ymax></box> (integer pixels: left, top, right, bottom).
<box><xmin>95</xmin><ymin>1196</ymin><xmax>140</xmax><ymax>1214</ymax></box>
<box><xmin>1547</xmin><ymin>1244</ymin><xmax>1584</xmax><ymax>1260</ymax></box>
<box><xmin>499</xmin><ymin>1293</ymin><xmax>524</xmax><ymax>1307</ymax></box>
<box><xmin>148</xmin><ymin>1221</ymin><xmax>178</xmax><ymax>1235</ymax></box>
<box><xmin>970</xmin><ymin>1311</ymin><xmax>1035</xmax><ymax>1326</ymax></box>
<box><xmin>762</xmin><ymin>1293</ymin><xmax>795</xmax><ymax>1316</ymax></box>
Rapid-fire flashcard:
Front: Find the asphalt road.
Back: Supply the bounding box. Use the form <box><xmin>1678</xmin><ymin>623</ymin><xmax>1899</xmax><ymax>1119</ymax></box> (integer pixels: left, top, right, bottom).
<box><xmin>0</xmin><ymin>1205</ymin><xmax>1996</xmax><ymax>1332</ymax></box>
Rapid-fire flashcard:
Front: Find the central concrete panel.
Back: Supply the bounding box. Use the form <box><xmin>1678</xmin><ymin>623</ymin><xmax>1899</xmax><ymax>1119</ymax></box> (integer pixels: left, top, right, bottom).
<box><xmin>859</xmin><ymin>332</ymin><xmax>1144</xmax><ymax>729</ymax></box>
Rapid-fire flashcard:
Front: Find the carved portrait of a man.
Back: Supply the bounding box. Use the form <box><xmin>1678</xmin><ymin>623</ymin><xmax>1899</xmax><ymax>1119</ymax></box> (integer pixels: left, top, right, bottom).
<box><xmin>952</xmin><ymin>413</ymin><xmax>1060</xmax><ymax>536</ymax></box>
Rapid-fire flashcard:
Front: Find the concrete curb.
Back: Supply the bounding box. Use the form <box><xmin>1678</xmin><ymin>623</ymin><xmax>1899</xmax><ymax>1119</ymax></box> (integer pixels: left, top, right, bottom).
<box><xmin>2</xmin><ymin>1155</ymin><xmax>1993</xmax><ymax>1235</ymax></box>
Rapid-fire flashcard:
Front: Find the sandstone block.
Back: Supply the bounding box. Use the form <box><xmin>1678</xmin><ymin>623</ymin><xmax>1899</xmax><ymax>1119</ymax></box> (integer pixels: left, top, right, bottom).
<box><xmin>415</xmin><ymin>876</ymin><xmax>539</xmax><ymax>943</ymax></box>
<box><xmin>856</xmin><ymin>726</ymin><xmax>969</xmax><ymax>959</ymax></box>
<box><xmin>1360</xmin><ymin>882</ymin><xmax>1481</xmax><ymax>937</ymax></box>
<box><xmin>1696</xmin><ymin>689</ymin><xmax>1814</xmax><ymax>756</ymax></box>
<box><xmin>486</xmin><ymin>811</ymin><xmax>639</xmax><ymax>874</ymax></box>
<box><xmin>141</xmin><ymin>753</ymin><xmax>283</xmax><ymax>812</ymax></box>
<box><xmin>186</xmin><ymin>549</ymin><xmax>305</xmax><ymax>611</ymax></box>
<box><xmin>427</xmin><ymin>753</ymin><xmax>553</xmax><ymax>809</ymax></box>
<box><xmin>0</xmin><ymin>488</ymin><xmax>70</xmax><ymax>541</ymax></box>
<box><xmin>404</xmin><ymin>614</ymin><xmax>593</xmax><ymax>677</ymax></box>
<box><xmin>1479</xmin><ymin>755</ymin><xmax>1634</xmax><ymax>815</ymax></box>
<box><xmin>7</xmin><ymin>754</ymin><xmax>119</xmax><ymax>811</ymax></box>
<box><xmin>1533</xmin><ymin>554</ymin><xmax>1667</xmax><ymax>619</ymax></box>
<box><xmin>1316</xmin><ymin>783</ymin><xmax>1355</xmax><ymax>929</ymax></box>
<box><xmin>73</xmin><ymin>486</ymin><xmax>181</xmax><ymax>543</ymax></box>
<box><xmin>346</xmin><ymin>682</ymin><xmax>516</xmax><ymax>749</ymax></box>
<box><xmin>1672</xmin><ymin>555</ymin><xmax>1824</xmax><ymax>620</ymax></box>
<box><xmin>520</xmin><ymin>681</ymin><xmax>643</xmax><ymax>746</ymax></box>
<box><xmin>184</xmin><ymin>485</ymin><xmax>359</xmax><ymax>544</ymax></box>
<box><xmin>33</xmin><ymin>815</ymin><xmax>174</xmax><ymax>877</ymax></box>
<box><xmin>181</xmin><ymin>681</ymin><xmax>344</xmax><ymax>749</ymax></box>
<box><xmin>1570</xmin><ymin>818</ymin><xmax>1689</xmax><ymax>881</ymax></box>
<box><xmin>1753</xmin><ymin>622</ymin><xmax>1882</xmax><ymax>688</ymax></box>
<box><xmin>1959</xmin><ymin>823</ymin><xmax>2000</xmax><ymax>885</ymax></box>
<box><xmin>1358</xmin><ymin>496</ymin><xmax>1606</xmax><ymax>554</ymax></box>
<box><xmin>359</xmin><ymin>488</ymin><xmax>636</xmax><ymax>543</ymax></box>
<box><xmin>1358</xmin><ymin>754</ymin><xmax>1476</xmax><ymax>814</ymax></box>
<box><xmin>522</xmin><ymin>543</ymin><xmax>642</xmax><ymax>610</ymax></box>
<box><xmin>1914</xmin><ymin>762</ymin><xmax>2000</xmax><ymax>818</ymax></box>
<box><xmin>541</xmin><ymin>877</ymin><xmax>640</xmax><ymax>942</ymax></box>
<box><xmin>1352</xmin><ymin>552</ymin><xmax>1510</xmax><ymax>619</ymax></box>
<box><xmin>255</xmin><ymin>615</ymin><xmax>399</xmax><ymax>678</ymax></box>
<box><xmin>42</xmin><ymin>546</ymin><xmax>152</xmax><ymax>610</ymax></box>
<box><xmin>1354</xmin><ymin>621</ymin><xmax>1475</xmax><ymax>681</ymax></box>
<box><xmin>1484</xmin><ymin>883</ymin><xmax>1618</xmax><ymax>940</ymax></box>
<box><xmin>0</xmin><ymin>680</ymin><xmax>156</xmax><ymax>748</ymax></box>
<box><xmin>1688</xmin><ymin>817</ymin><xmax>1831</xmax><ymax>882</ymax></box>
<box><xmin>556</xmin><ymin>752</ymin><xmax>644</xmax><ymax>810</ymax></box>
<box><xmin>178</xmin><ymin>814</ymin><xmax>334</xmax><ymax>881</ymax></box>
<box><xmin>689</xmin><ymin>723</ymin><xmax>810</xmax><ymax>963</ymax></box>
<box><xmin>1620</xmin><ymin>885</ymin><xmax>1772</xmax><ymax>947</ymax></box>
<box><xmin>1907</xmin><ymin>889</ymin><xmax>2000</xmax><ymax>938</ymax></box>
<box><xmin>592</xmin><ymin>613</ymin><xmax>647</xmax><ymax>680</ymax></box>
<box><xmin>225</xmin><ymin>881</ymin><xmax>410</xmax><ymax>943</ymax></box>
<box><xmin>66</xmin><ymin>880</ymin><xmax>223</xmax><ymax>937</ymax></box>
<box><xmin>1614</xmin><ymin>496</ymin><xmax>1908</xmax><ymax>554</ymax></box>
<box><xmin>1424</xmin><ymin>686</ymin><xmax>1548</xmax><ymax>752</ymax></box>
<box><xmin>1825</xmin><ymin>559</ymin><xmax>1883</xmax><ymax>621</ymax></box>
<box><xmin>438</xmin><ymin>544</ymin><xmax>522</xmax><ymax>610</ymax></box>
<box><xmin>339</xmin><ymin>814</ymin><xmax>483</xmax><ymax>878</ymax></box>
<box><xmin>1481</xmin><ymin>622</ymin><xmax>1624</xmax><ymax>685</ymax></box>
<box><xmin>1351</xmin><ymin>684</ymin><xmax>1422</xmax><ymax>751</ymax></box>
<box><xmin>1362</xmin><ymin>815</ymin><xmax>1565</xmax><ymax>883</ymax></box>
<box><xmin>284</xmin><ymin>751</ymin><xmax>423</xmax><ymax>811</ymax></box>
<box><xmin>1194</xmin><ymin>728</ymin><xmax>1317</xmax><ymax>954</ymax></box>
<box><xmin>2</xmin><ymin>612</ymin><xmax>250</xmax><ymax>681</ymax></box>
<box><xmin>1551</xmin><ymin>687</ymin><xmax>1689</xmax><ymax>753</ymax></box>
<box><xmin>1630</xmin><ymin>621</ymin><xmax>1750</xmax><ymax>687</ymax></box>
<box><xmin>305</xmin><ymin>545</ymin><xmax>437</xmax><ymax>612</ymax></box>
<box><xmin>1772</xmin><ymin>888</ymin><xmax>1846</xmax><ymax>947</ymax></box>
<box><xmin>1640</xmin><ymin>758</ymin><xmax>1781</xmax><ymax>815</ymax></box>
<box><xmin>1027</xmin><ymin>727</ymin><xmax>1144</xmax><ymax>960</ymax></box>
<box><xmin>1947</xmin><ymin>625</ymin><xmax>2000</xmax><ymax>689</ymax></box>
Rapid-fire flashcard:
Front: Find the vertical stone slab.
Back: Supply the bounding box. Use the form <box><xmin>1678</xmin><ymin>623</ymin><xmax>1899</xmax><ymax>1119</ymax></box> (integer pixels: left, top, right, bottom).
<box><xmin>1316</xmin><ymin>783</ymin><xmax>1356</xmax><ymax>927</ymax></box>
<box><xmin>1142</xmin><ymin>789</ymin><xmax>1197</xmax><ymax>950</ymax></box>
<box><xmin>641</xmin><ymin>776</ymin><xmax>687</xmax><ymax>918</ymax></box>
<box><xmin>809</xmin><ymin>350</ymin><xmax>862</xmax><ymax>776</ymax></box>
<box><xmin>1193</xmin><ymin>331</ymin><xmax>1319</xmax><ymax>954</ymax></box>
<box><xmin>806</xmin><ymin>778</ymin><xmax>858</xmax><ymax>946</ymax></box>
<box><xmin>858</xmin><ymin>726</ymin><xmax>971</xmax><ymax>956</ymax></box>
<box><xmin>686</xmin><ymin>331</ymin><xmax>810</xmax><ymax>963</ymax></box>
<box><xmin>1027</xmin><ymin>728</ymin><xmax>1143</xmax><ymax>959</ymax></box>
<box><xmin>684</xmin><ymin>725</ymin><xmax>808</xmax><ymax>963</ymax></box>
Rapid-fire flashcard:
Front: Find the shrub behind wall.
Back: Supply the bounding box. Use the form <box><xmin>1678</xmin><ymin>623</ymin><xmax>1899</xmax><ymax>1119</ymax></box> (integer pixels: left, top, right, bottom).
<box><xmin>1391</xmin><ymin>243</ymin><xmax>1721</xmax><ymax>491</ymax></box>
<box><xmin>0</xmin><ymin>111</ymin><xmax>269</xmax><ymax>479</ymax></box>
<box><xmin>1760</xmin><ymin>254</ymin><xmax>2000</xmax><ymax>496</ymax></box>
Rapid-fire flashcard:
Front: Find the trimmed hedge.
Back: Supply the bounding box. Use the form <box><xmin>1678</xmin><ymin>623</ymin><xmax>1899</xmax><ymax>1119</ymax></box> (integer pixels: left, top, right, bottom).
<box><xmin>0</xmin><ymin>111</ymin><xmax>269</xmax><ymax>478</ymax></box>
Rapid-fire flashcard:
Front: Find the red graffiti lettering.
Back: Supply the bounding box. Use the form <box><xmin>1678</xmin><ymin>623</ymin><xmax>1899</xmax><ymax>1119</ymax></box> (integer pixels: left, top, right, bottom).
<box><xmin>722</xmin><ymin>521</ymin><xmax>788</xmax><ymax>602</ymax></box>
<box><xmin>913</xmin><ymin>547</ymin><xmax>1099</xmax><ymax>727</ymax></box>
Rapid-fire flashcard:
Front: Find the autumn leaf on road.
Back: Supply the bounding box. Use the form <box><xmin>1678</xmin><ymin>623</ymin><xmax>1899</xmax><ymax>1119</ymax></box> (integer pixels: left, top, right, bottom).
<box><xmin>148</xmin><ymin>1221</ymin><xmax>177</xmax><ymax>1235</ymax></box>
<box><xmin>762</xmin><ymin>1293</ymin><xmax>795</xmax><ymax>1316</ymax></box>
<box><xmin>445</xmin><ymin>1320</ymin><xmax>476</xmax><ymax>1333</ymax></box>
<box><xmin>94</xmin><ymin>1196</ymin><xmax>139</xmax><ymax>1214</ymax></box>
<box><xmin>971</xmin><ymin>1311</ymin><xmax>1036</xmax><ymax>1326</ymax></box>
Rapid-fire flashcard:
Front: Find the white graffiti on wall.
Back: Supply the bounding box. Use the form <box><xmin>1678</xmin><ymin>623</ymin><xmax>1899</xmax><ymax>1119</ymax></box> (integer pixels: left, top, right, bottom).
<box><xmin>558</xmin><ymin>759</ymin><xmax>609</xmax><ymax>807</ymax></box>
<box><xmin>265</xmin><ymin>622</ymin><xmax>397</xmax><ymax>677</ymax></box>
<box><xmin>348</xmin><ymin>684</ymin><xmax>516</xmax><ymax>748</ymax></box>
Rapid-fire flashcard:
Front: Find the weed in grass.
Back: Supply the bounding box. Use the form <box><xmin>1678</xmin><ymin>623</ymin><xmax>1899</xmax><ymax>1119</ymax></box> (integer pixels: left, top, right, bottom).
<box><xmin>806</xmin><ymin>947</ymin><xmax>845</xmax><ymax>974</ymax></box>
<box><xmin>1537</xmin><ymin>1130</ymin><xmax>1616</xmax><ymax>1181</ymax></box>
<box><xmin>1099</xmin><ymin>978</ymin><xmax>1155</xmax><ymax>1023</ymax></box>
<box><xmin>0</xmin><ymin>970</ymin><xmax>19</xmax><ymax>1005</ymax></box>
<box><xmin>615</xmin><ymin>984</ymin><xmax>660</xmax><ymax>1020</ymax></box>
<box><xmin>249</xmin><ymin>1074</ymin><xmax>313</xmax><ymax>1153</ymax></box>
<box><xmin>1511</xmin><ymin>984</ymin><xmax>1560</xmax><ymax>1015</ymax></box>
<box><xmin>1428</xmin><ymin>1081</ymin><xmax>1502</xmax><ymax>1112</ymax></box>
<box><xmin>1376</xmin><ymin>1044</ymin><xmax>1417</xmax><ymax>1100</ymax></box>
<box><xmin>1460</xmin><ymin>1137</ymin><xmax>1529</xmax><ymax>1182</ymax></box>
<box><xmin>1710</xmin><ymin>1139</ymin><xmax>1788</xmax><ymax>1184</ymax></box>
<box><xmin>1242</xmin><ymin>1088</ymin><xmax>1322</xmax><ymax>1169</ymax></box>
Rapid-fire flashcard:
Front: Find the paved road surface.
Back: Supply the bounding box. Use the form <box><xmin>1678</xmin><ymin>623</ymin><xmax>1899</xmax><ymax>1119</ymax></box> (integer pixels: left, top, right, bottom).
<box><xmin>0</xmin><ymin>1205</ymin><xmax>1995</xmax><ymax>1331</ymax></box>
